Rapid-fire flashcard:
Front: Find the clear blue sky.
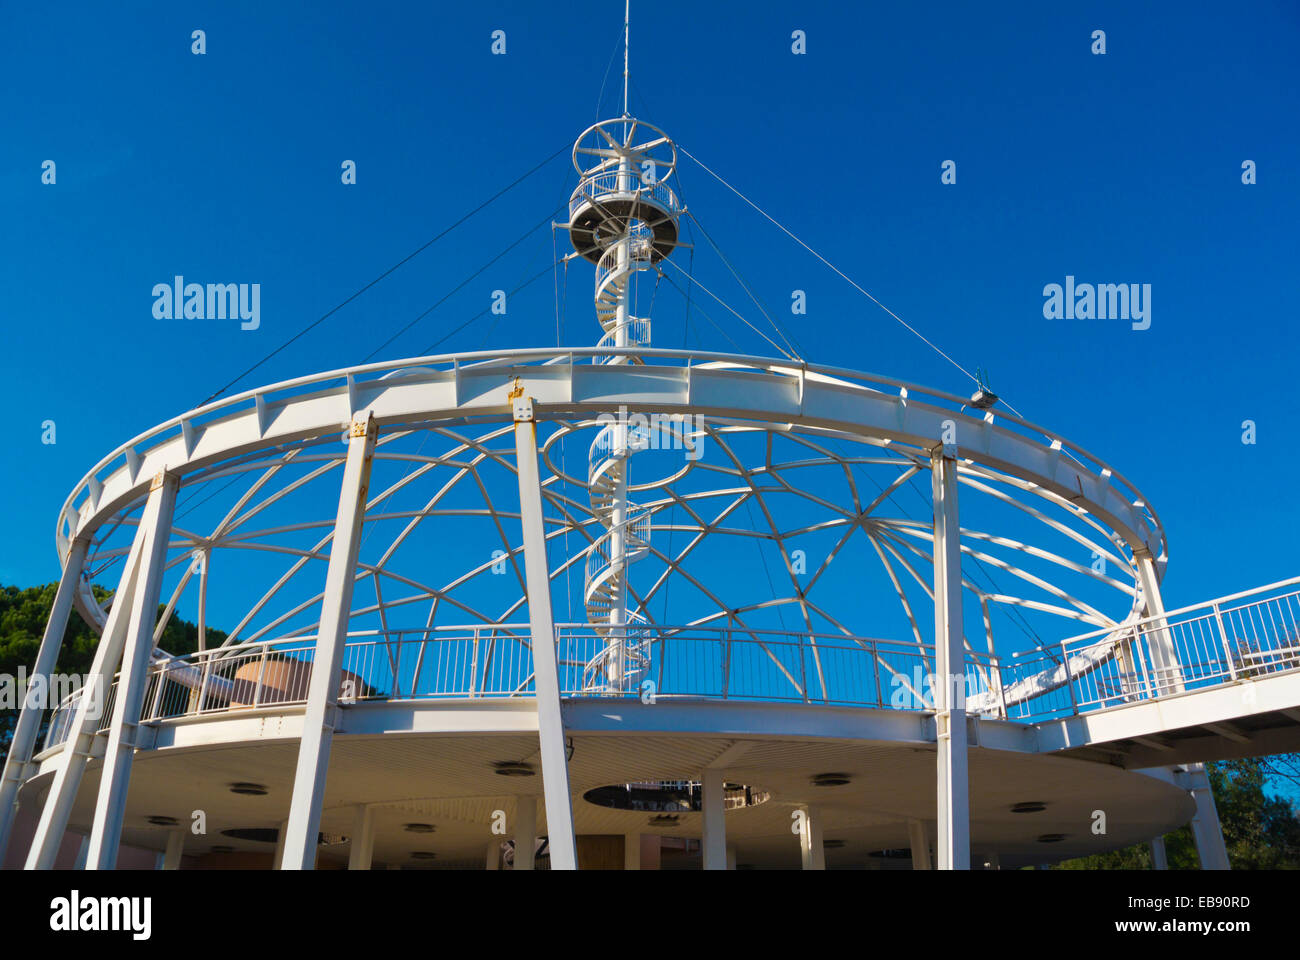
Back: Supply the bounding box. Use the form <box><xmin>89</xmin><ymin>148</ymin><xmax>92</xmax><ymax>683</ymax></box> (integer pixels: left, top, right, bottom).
<box><xmin>2</xmin><ymin>0</ymin><xmax>1297</xmax><ymax>622</ymax></box>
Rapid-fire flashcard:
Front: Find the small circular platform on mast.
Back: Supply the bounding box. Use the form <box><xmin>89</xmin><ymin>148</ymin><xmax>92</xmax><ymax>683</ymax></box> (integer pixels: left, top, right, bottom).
<box><xmin>568</xmin><ymin>117</ymin><xmax>682</xmax><ymax>263</ymax></box>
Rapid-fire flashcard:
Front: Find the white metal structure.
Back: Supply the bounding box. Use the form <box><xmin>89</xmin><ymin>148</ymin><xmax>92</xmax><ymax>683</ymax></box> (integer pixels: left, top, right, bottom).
<box><xmin>4</xmin><ymin>13</ymin><xmax>1300</xmax><ymax>872</ymax></box>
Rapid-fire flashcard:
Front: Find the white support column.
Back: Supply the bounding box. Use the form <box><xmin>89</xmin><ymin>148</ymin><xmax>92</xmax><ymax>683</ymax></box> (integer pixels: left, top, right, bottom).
<box><xmin>701</xmin><ymin>769</ymin><xmax>726</xmax><ymax>870</ymax></box>
<box><xmin>347</xmin><ymin>804</ymin><xmax>375</xmax><ymax>870</ymax></box>
<box><xmin>282</xmin><ymin>412</ymin><xmax>377</xmax><ymax>870</ymax></box>
<box><xmin>514</xmin><ymin>796</ymin><xmax>537</xmax><ymax>871</ymax></box>
<box><xmin>1151</xmin><ymin>835</ymin><xmax>1169</xmax><ymax>870</ymax></box>
<box><xmin>162</xmin><ymin>830</ymin><xmax>184</xmax><ymax>870</ymax></box>
<box><xmin>273</xmin><ymin>819</ymin><xmax>287</xmax><ymax>870</ymax></box>
<box><xmin>624</xmin><ymin>832</ymin><xmax>641</xmax><ymax>871</ymax></box>
<box><xmin>0</xmin><ymin>536</ymin><xmax>90</xmax><ymax>861</ymax></box>
<box><xmin>87</xmin><ymin>473</ymin><xmax>179</xmax><ymax>870</ymax></box>
<box><xmin>931</xmin><ymin>448</ymin><xmax>970</xmax><ymax>870</ymax></box>
<box><xmin>511</xmin><ymin>388</ymin><xmax>578</xmax><ymax>871</ymax></box>
<box><xmin>908</xmin><ymin>819</ymin><xmax>932</xmax><ymax>871</ymax></box>
<box><xmin>1135</xmin><ymin>549</ymin><xmax>1183</xmax><ymax>694</ymax></box>
<box><xmin>799</xmin><ymin>804</ymin><xmax>825</xmax><ymax>870</ymax></box>
<box><xmin>72</xmin><ymin>834</ymin><xmax>89</xmax><ymax>870</ymax></box>
<box><xmin>1187</xmin><ymin>764</ymin><xmax>1230</xmax><ymax>870</ymax></box>
<box><xmin>26</xmin><ymin>477</ymin><xmax>172</xmax><ymax>870</ymax></box>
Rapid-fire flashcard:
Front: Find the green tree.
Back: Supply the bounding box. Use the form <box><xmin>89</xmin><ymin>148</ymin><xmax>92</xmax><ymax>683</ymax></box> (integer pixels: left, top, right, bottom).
<box><xmin>1056</xmin><ymin>758</ymin><xmax>1300</xmax><ymax>869</ymax></box>
<box><xmin>0</xmin><ymin>581</ymin><xmax>223</xmax><ymax>760</ymax></box>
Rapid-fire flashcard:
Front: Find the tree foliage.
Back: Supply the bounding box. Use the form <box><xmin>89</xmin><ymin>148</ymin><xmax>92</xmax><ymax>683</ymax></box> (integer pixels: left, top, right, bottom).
<box><xmin>1056</xmin><ymin>758</ymin><xmax>1300</xmax><ymax>869</ymax></box>
<box><xmin>0</xmin><ymin>581</ymin><xmax>224</xmax><ymax>757</ymax></box>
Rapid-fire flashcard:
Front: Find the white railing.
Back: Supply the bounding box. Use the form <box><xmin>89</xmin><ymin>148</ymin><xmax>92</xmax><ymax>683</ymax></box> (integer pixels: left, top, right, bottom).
<box><xmin>36</xmin><ymin>579</ymin><xmax>1300</xmax><ymax>756</ymax></box>
<box><xmin>595</xmin><ymin>318</ymin><xmax>651</xmax><ymax>354</ymax></box>
<box><xmin>594</xmin><ymin>235</ymin><xmax>656</xmax><ymax>298</ymax></box>
<box><xmin>569</xmin><ymin>172</ymin><xmax>681</xmax><ymax>225</ymax></box>
<box><xmin>56</xmin><ymin>346</ymin><xmax>1167</xmax><ymax>568</ymax></box>
<box><xmin>39</xmin><ymin>624</ymin><xmax>994</xmax><ymax>751</ymax></box>
<box><xmin>1000</xmin><ymin>577</ymin><xmax>1300</xmax><ymax>720</ymax></box>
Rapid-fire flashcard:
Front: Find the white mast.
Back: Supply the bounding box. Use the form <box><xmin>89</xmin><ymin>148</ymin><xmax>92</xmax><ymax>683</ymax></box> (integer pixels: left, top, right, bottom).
<box><xmin>566</xmin><ymin>4</ymin><xmax>683</xmax><ymax>692</ymax></box>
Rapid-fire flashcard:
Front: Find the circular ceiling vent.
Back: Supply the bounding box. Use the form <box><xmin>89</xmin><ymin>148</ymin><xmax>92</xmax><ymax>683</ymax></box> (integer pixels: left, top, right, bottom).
<box><xmin>147</xmin><ymin>815</ymin><xmax>179</xmax><ymax>826</ymax></box>
<box><xmin>404</xmin><ymin>823</ymin><xmax>437</xmax><ymax>834</ymax></box>
<box><xmin>492</xmin><ymin>761</ymin><xmax>536</xmax><ymax>777</ymax></box>
<box><xmin>1037</xmin><ymin>833</ymin><xmax>1068</xmax><ymax>843</ymax></box>
<box><xmin>220</xmin><ymin>828</ymin><xmax>279</xmax><ymax>844</ymax></box>
<box><xmin>1011</xmin><ymin>802</ymin><xmax>1048</xmax><ymax>814</ymax></box>
<box><xmin>583</xmin><ymin>781</ymin><xmax>770</xmax><ymax>813</ymax></box>
<box><xmin>811</xmin><ymin>772</ymin><xmax>852</xmax><ymax>787</ymax></box>
<box><xmin>410</xmin><ymin>851</ymin><xmax>438</xmax><ymax>860</ymax></box>
<box><xmin>228</xmin><ymin>782</ymin><xmax>268</xmax><ymax>796</ymax></box>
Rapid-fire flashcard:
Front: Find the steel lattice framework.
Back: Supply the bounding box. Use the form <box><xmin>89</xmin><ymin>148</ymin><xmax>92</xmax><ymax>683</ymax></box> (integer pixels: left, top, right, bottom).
<box><xmin>53</xmin><ymin>348</ymin><xmax>1163</xmax><ymax>670</ymax></box>
<box><xmin>12</xmin><ymin>96</ymin><xmax>1255</xmax><ymax>877</ymax></box>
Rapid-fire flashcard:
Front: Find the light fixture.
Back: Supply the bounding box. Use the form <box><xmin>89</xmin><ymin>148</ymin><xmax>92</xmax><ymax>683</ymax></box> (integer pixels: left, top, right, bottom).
<box><xmin>1012</xmin><ymin>802</ymin><xmax>1048</xmax><ymax>814</ymax></box>
<box><xmin>404</xmin><ymin>823</ymin><xmax>437</xmax><ymax>834</ymax></box>
<box><xmin>228</xmin><ymin>782</ymin><xmax>268</xmax><ymax>796</ymax></box>
<box><xmin>811</xmin><ymin>772</ymin><xmax>851</xmax><ymax>787</ymax></box>
<box><xmin>1037</xmin><ymin>833</ymin><xmax>1068</xmax><ymax>843</ymax></box>
<box><xmin>648</xmin><ymin>814</ymin><xmax>680</xmax><ymax>826</ymax></box>
<box><xmin>410</xmin><ymin>851</ymin><xmax>437</xmax><ymax>860</ymax></box>
<box><xmin>147</xmin><ymin>815</ymin><xmax>179</xmax><ymax>826</ymax></box>
<box><xmin>220</xmin><ymin>828</ymin><xmax>279</xmax><ymax>843</ymax></box>
<box><xmin>493</xmin><ymin>761</ymin><xmax>535</xmax><ymax>777</ymax></box>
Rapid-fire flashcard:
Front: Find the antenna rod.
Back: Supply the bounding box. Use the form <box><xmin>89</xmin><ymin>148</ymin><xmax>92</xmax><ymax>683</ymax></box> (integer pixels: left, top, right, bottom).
<box><xmin>623</xmin><ymin>0</ymin><xmax>630</xmax><ymax>116</ymax></box>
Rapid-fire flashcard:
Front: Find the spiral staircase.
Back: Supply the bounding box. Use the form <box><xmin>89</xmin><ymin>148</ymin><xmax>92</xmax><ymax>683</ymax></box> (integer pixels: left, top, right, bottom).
<box><xmin>566</xmin><ymin>117</ymin><xmax>683</xmax><ymax>692</ymax></box>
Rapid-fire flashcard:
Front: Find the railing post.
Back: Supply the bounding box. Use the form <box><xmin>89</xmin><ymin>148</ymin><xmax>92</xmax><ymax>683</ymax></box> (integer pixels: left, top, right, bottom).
<box><xmin>872</xmin><ymin>642</ymin><xmax>883</xmax><ymax>708</ymax></box>
<box><xmin>1132</xmin><ymin>629</ymin><xmax>1154</xmax><ymax>700</ymax></box>
<box><xmin>147</xmin><ymin>660</ymin><xmax>167</xmax><ymax>721</ymax></box>
<box><xmin>992</xmin><ymin>656</ymin><xmax>1008</xmax><ymax>720</ymax></box>
<box><xmin>1061</xmin><ymin>645</ymin><xmax>1079</xmax><ymax>715</ymax></box>
<box><xmin>722</xmin><ymin>629</ymin><xmax>731</xmax><ymax>699</ymax></box>
<box><xmin>197</xmin><ymin>653</ymin><xmax>213</xmax><ymax>713</ymax></box>
<box><xmin>469</xmin><ymin>629</ymin><xmax>480</xmax><ymax>699</ymax></box>
<box><xmin>798</xmin><ymin>633</ymin><xmax>809</xmax><ymax>704</ymax></box>
<box><xmin>1212</xmin><ymin>603</ymin><xmax>1238</xmax><ymax>682</ymax></box>
<box><xmin>253</xmin><ymin>647</ymin><xmax>269</xmax><ymax>707</ymax></box>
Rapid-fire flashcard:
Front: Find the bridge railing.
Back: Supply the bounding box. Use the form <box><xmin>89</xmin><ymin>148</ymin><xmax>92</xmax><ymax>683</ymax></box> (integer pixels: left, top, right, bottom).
<box><xmin>1002</xmin><ymin>577</ymin><xmax>1300</xmax><ymax>721</ymax></box>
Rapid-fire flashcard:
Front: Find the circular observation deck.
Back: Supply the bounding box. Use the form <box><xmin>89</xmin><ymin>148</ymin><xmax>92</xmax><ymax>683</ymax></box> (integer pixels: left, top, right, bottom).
<box><xmin>17</xmin><ymin>348</ymin><xmax>1184</xmax><ymax>868</ymax></box>
<box><xmin>568</xmin><ymin>117</ymin><xmax>682</xmax><ymax>263</ymax></box>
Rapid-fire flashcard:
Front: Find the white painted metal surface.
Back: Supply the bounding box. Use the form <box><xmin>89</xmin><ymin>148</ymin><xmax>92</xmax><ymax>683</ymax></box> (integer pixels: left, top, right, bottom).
<box><xmin>513</xmin><ymin>393</ymin><xmax>579</xmax><ymax>870</ymax></box>
<box><xmin>282</xmin><ymin>413</ymin><xmax>377</xmax><ymax>869</ymax></box>
<box><xmin>11</xmin><ymin>88</ymin><xmax>1284</xmax><ymax>875</ymax></box>
<box><xmin>932</xmin><ymin>450</ymin><xmax>969</xmax><ymax>870</ymax></box>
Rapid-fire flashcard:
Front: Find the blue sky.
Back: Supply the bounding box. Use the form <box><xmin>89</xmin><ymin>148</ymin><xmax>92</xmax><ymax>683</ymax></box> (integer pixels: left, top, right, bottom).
<box><xmin>2</xmin><ymin>0</ymin><xmax>1297</xmax><ymax>625</ymax></box>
